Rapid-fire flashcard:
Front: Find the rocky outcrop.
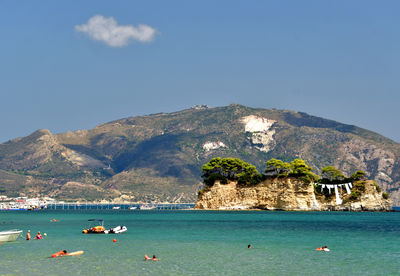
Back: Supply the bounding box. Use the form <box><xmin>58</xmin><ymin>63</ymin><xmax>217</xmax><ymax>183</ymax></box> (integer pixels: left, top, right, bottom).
<box><xmin>337</xmin><ymin>138</ymin><xmax>399</xmax><ymax>204</ymax></box>
<box><xmin>195</xmin><ymin>178</ymin><xmax>392</xmax><ymax>211</ymax></box>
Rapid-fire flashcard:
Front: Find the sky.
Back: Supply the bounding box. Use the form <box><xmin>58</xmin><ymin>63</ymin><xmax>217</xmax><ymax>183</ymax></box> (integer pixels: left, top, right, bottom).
<box><xmin>1</xmin><ymin>1</ymin><xmax>400</xmax><ymax>143</ymax></box>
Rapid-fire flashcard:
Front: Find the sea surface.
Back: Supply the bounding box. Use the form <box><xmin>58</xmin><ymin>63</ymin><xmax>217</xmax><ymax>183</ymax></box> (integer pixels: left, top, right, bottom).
<box><xmin>0</xmin><ymin>210</ymin><xmax>399</xmax><ymax>276</ymax></box>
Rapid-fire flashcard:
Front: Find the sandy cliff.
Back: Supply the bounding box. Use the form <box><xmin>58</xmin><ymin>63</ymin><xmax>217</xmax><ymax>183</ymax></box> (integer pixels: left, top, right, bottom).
<box><xmin>195</xmin><ymin>178</ymin><xmax>392</xmax><ymax>211</ymax></box>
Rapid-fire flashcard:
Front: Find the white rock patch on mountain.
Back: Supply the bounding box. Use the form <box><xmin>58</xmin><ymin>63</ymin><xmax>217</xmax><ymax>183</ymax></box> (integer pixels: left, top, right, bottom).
<box><xmin>61</xmin><ymin>149</ymin><xmax>105</xmax><ymax>168</ymax></box>
<box><xmin>203</xmin><ymin>141</ymin><xmax>227</xmax><ymax>152</ymax></box>
<box><xmin>241</xmin><ymin>115</ymin><xmax>276</xmax><ymax>152</ymax></box>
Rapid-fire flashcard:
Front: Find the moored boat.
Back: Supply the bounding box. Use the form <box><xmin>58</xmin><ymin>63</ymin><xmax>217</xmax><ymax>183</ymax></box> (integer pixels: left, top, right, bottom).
<box><xmin>0</xmin><ymin>229</ymin><xmax>23</xmax><ymax>242</ymax></box>
<box><xmin>139</xmin><ymin>205</ymin><xmax>156</xmax><ymax>210</ymax></box>
<box><xmin>82</xmin><ymin>219</ymin><xmax>106</xmax><ymax>234</ymax></box>
<box><xmin>82</xmin><ymin>219</ymin><xmax>127</xmax><ymax>234</ymax></box>
<box><xmin>104</xmin><ymin>225</ymin><xmax>127</xmax><ymax>234</ymax></box>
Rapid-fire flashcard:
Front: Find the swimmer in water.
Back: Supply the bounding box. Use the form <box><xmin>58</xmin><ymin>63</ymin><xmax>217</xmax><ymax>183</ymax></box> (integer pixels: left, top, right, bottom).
<box><xmin>52</xmin><ymin>250</ymin><xmax>67</xmax><ymax>258</ymax></box>
<box><xmin>34</xmin><ymin>231</ymin><xmax>43</xmax><ymax>239</ymax></box>
<box><xmin>144</xmin><ymin>254</ymin><xmax>159</xmax><ymax>261</ymax></box>
<box><xmin>316</xmin><ymin>246</ymin><xmax>330</xmax><ymax>252</ymax></box>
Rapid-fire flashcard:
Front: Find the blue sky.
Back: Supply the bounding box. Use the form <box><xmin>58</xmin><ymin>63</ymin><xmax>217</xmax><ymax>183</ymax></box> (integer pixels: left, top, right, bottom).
<box><xmin>1</xmin><ymin>1</ymin><xmax>400</xmax><ymax>143</ymax></box>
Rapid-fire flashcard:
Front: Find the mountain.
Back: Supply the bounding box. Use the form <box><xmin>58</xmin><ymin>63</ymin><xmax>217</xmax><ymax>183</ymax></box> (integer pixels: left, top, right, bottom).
<box><xmin>1</xmin><ymin>104</ymin><xmax>399</xmax><ymax>204</ymax></box>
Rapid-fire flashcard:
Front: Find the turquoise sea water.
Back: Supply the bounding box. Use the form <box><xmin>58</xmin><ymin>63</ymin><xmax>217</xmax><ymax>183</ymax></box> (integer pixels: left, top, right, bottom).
<box><xmin>0</xmin><ymin>210</ymin><xmax>399</xmax><ymax>276</ymax></box>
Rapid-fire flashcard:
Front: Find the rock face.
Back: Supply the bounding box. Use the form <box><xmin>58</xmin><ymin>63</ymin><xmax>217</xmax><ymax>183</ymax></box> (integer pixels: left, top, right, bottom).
<box><xmin>195</xmin><ymin>178</ymin><xmax>392</xmax><ymax>211</ymax></box>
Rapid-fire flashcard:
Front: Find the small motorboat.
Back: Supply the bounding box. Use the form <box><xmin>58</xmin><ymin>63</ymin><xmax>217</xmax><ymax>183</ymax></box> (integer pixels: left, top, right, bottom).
<box><xmin>82</xmin><ymin>219</ymin><xmax>127</xmax><ymax>234</ymax></box>
<box><xmin>104</xmin><ymin>225</ymin><xmax>127</xmax><ymax>234</ymax></box>
<box><xmin>112</xmin><ymin>206</ymin><xmax>120</xmax><ymax>210</ymax></box>
<box><xmin>82</xmin><ymin>219</ymin><xmax>106</xmax><ymax>234</ymax></box>
<box><xmin>0</xmin><ymin>229</ymin><xmax>23</xmax><ymax>242</ymax></box>
<box><xmin>129</xmin><ymin>206</ymin><xmax>137</xmax><ymax>210</ymax></box>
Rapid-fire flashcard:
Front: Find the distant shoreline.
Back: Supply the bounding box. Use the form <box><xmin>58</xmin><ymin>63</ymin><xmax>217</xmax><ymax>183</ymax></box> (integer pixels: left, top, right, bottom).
<box><xmin>2</xmin><ymin>205</ymin><xmax>398</xmax><ymax>212</ymax></box>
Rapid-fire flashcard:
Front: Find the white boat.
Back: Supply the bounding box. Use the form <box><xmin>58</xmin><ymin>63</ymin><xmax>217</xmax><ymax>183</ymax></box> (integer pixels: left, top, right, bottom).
<box><xmin>129</xmin><ymin>206</ymin><xmax>137</xmax><ymax>210</ymax></box>
<box><xmin>104</xmin><ymin>225</ymin><xmax>127</xmax><ymax>234</ymax></box>
<box><xmin>139</xmin><ymin>205</ymin><xmax>156</xmax><ymax>210</ymax></box>
<box><xmin>82</xmin><ymin>219</ymin><xmax>127</xmax><ymax>234</ymax></box>
<box><xmin>0</xmin><ymin>229</ymin><xmax>23</xmax><ymax>242</ymax></box>
<box><xmin>112</xmin><ymin>206</ymin><xmax>120</xmax><ymax>210</ymax></box>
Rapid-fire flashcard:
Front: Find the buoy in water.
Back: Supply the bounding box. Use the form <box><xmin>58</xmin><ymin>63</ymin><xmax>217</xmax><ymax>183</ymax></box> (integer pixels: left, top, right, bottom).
<box><xmin>113</xmin><ymin>239</ymin><xmax>117</xmax><ymax>243</ymax></box>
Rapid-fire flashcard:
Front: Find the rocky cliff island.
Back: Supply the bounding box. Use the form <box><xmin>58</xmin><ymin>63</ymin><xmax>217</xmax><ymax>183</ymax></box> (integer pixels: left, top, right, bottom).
<box><xmin>195</xmin><ymin>157</ymin><xmax>392</xmax><ymax>211</ymax></box>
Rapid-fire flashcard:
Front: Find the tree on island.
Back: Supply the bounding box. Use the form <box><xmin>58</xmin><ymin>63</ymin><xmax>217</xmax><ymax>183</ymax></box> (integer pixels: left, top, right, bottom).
<box><xmin>262</xmin><ymin>158</ymin><xmax>319</xmax><ymax>183</ymax></box>
<box><xmin>288</xmin><ymin>159</ymin><xmax>319</xmax><ymax>183</ymax></box>
<box><xmin>289</xmin><ymin>159</ymin><xmax>312</xmax><ymax>175</ymax></box>
<box><xmin>201</xmin><ymin>157</ymin><xmax>261</xmax><ymax>186</ymax></box>
<box><xmin>264</xmin><ymin>158</ymin><xmax>291</xmax><ymax>177</ymax></box>
<box><xmin>320</xmin><ymin>166</ymin><xmax>345</xmax><ymax>183</ymax></box>
<box><xmin>350</xmin><ymin>170</ymin><xmax>367</xmax><ymax>181</ymax></box>
<box><xmin>201</xmin><ymin>157</ymin><xmax>369</xmax><ymax>187</ymax></box>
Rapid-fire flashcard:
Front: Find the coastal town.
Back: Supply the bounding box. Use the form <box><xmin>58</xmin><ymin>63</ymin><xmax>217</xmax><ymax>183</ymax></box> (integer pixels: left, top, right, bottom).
<box><xmin>0</xmin><ymin>195</ymin><xmax>195</xmax><ymax>210</ymax></box>
<box><xmin>0</xmin><ymin>195</ymin><xmax>56</xmax><ymax>210</ymax></box>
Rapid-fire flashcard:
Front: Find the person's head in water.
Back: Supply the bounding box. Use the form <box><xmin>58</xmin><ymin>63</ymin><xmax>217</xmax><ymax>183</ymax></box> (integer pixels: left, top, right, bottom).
<box><xmin>63</xmin><ymin>250</ymin><xmax>67</xmax><ymax>254</ymax></box>
<box><xmin>248</xmin><ymin>244</ymin><xmax>251</xmax><ymax>249</ymax></box>
<box><xmin>153</xmin><ymin>255</ymin><xmax>156</xmax><ymax>258</ymax></box>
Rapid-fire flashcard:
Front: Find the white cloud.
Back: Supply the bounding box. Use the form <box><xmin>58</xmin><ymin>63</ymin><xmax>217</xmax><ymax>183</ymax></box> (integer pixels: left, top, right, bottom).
<box><xmin>75</xmin><ymin>15</ymin><xmax>157</xmax><ymax>47</ymax></box>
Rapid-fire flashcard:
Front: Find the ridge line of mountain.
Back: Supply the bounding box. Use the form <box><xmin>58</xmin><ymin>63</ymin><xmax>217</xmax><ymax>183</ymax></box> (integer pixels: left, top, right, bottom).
<box><xmin>1</xmin><ymin>104</ymin><xmax>399</xmax><ymax>205</ymax></box>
